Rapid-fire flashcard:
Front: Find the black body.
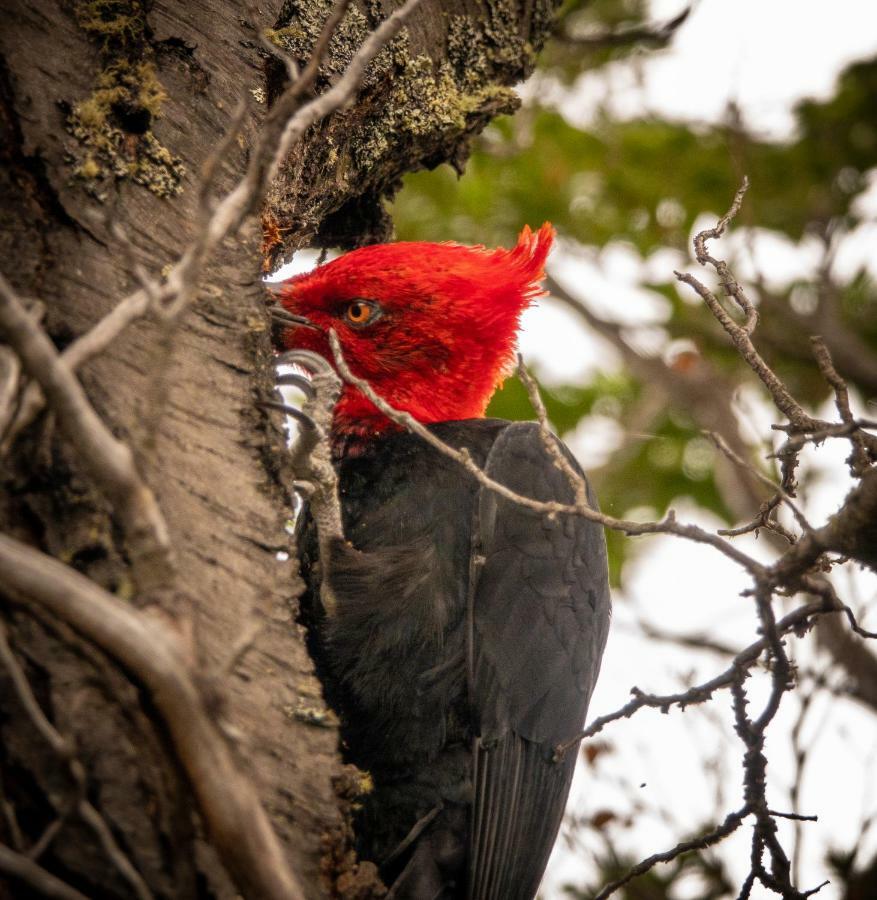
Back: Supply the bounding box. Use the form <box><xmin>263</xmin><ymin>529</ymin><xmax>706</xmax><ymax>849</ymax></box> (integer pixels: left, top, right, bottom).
<box><xmin>298</xmin><ymin>419</ymin><xmax>611</xmax><ymax>899</ymax></box>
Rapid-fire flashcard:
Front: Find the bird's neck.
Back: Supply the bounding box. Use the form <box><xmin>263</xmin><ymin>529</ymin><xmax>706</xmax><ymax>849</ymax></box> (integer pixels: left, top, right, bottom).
<box><xmin>330</xmin><ymin>380</ymin><xmax>492</xmax><ymax>459</ymax></box>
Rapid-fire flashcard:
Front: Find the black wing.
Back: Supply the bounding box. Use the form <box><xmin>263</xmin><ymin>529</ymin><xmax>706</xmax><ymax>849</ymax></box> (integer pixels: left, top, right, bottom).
<box><xmin>468</xmin><ymin>422</ymin><xmax>610</xmax><ymax>900</ymax></box>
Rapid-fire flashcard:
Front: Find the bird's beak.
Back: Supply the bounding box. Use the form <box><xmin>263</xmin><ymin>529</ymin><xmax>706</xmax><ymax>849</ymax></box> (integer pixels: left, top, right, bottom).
<box><xmin>269</xmin><ymin>305</ymin><xmax>321</xmax><ymax>330</ymax></box>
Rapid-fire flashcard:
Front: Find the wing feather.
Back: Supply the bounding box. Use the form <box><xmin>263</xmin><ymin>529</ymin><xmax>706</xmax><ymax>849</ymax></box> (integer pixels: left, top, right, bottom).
<box><xmin>467</xmin><ymin>422</ymin><xmax>610</xmax><ymax>899</ymax></box>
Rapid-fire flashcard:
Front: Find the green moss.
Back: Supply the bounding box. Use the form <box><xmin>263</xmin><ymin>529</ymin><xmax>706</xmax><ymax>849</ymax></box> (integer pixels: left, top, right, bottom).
<box><xmin>268</xmin><ymin>1</ymin><xmax>374</xmax><ymax>80</ymax></box>
<box><xmin>349</xmin><ymin>48</ymin><xmax>518</xmax><ymax>173</ymax></box>
<box><xmin>67</xmin><ymin>0</ymin><xmax>184</xmax><ymax>199</ymax></box>
<box><xmin>447</xmin><ymin>1</ymin><xmax>535</xmax><ymax>89</ymax></box>
<box><xmin>75</xmin><ymin>0</ymin><xmax>146</xmax><ymax>50</ymax></box>
<box><xmin>342</xmin><ymin>3</ymin><xmax>529</xmax><ymax>173</ymax></box>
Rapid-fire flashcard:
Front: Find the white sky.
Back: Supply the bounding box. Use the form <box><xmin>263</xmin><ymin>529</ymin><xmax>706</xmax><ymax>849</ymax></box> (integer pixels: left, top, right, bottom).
<box><xmin>557</xmin><ymin>0</ymin><xmax>877</xmax><ymax>141</ymax></box>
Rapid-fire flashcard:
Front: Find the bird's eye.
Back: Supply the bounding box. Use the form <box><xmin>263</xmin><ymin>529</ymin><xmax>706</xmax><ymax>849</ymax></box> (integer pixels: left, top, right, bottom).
<box><xmin>343</xmin><ymin>299</ymin><xmax>381</xmax><ymax>328</ymax></box>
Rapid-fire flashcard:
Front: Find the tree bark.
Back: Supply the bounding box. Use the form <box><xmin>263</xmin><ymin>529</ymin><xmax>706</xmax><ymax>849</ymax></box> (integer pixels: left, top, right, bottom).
<box><xmin>0</xmin><ymin>1</ymin><xmax>557</xmax><ymax>896</ymax></box>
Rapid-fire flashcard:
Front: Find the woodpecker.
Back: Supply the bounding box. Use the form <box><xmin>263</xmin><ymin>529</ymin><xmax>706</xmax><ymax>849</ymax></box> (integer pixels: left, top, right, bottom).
<box><xmin>275</xmin><ymin>225</ymin><xmax>610</xmax><ymax>899</ymax></box>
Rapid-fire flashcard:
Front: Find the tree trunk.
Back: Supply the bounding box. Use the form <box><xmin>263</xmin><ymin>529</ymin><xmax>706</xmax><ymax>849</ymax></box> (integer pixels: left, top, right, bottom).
<box><xmin>0</xmin><ymin>1</ymin><xmax>557</xmax><ymax>896</ymax></box>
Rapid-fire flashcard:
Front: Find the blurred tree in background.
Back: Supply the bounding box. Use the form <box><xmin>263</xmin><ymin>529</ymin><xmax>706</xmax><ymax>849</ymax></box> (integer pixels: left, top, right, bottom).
<box><xmin>392</xmin><ymin>1</ymin><xmax>877</xmax><ymax>897</ymax></box>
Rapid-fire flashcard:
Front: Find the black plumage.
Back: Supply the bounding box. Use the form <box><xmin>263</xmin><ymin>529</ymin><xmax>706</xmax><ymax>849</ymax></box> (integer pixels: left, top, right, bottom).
<box><xmin>298</xmin><ymin>418</ymin><xmax>610</xmax><ymax>899</ymax></box>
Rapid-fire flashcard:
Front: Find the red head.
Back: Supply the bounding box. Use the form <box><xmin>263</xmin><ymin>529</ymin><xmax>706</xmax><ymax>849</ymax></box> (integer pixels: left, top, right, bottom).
<box><xmin>277</xmin><ymin>223</ymin><xmax>554</xmax><ymax>454</ymax></box>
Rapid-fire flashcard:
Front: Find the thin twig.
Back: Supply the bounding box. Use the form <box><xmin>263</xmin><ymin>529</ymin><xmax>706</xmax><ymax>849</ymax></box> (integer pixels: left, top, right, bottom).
<box><xmin>675</xmin><ymin>180</ymin><xmax>877</xmax><ymax>499</ymax></box>
<box><xmin>28</xmin><ymin>817</ymin><xmax>64</xmax><ymax>862</ymax></box>
<box><xmin>246</xmin><ymin>0</ymin><xmax>300</xmax><ymax>81</ymax></box>
<box><xmin>592</xmin><ymin>806</ymin><xmax>750</xmax><ymax>900</ymax></box>
<box><xmin>674</xmin><ymin>266</ymin><xmax>811</xmax><ymax>429</ymax></box>
<box><xmin>717</xmin><ymin>495</ymin><xmax>796</xmax><ymax>544</ymax></box>
<box><xmin>554</xmin><ymin>600</ymin><xmax>827</xmax><ymax>759</ymax></box>
<box><xmin>0</xmin><ymin>282</ymin><xmax>169</xmax><ymax>449</ymax></box>
<box><xmin>216</xmin><ymin>617</ymin><xmax>265</xmax><ymax>677</ymax></box>
<box><xmin>0</xmin><ymin>782</ymin><xmax>24</xmax><ymax>851</ymax></box>
<box><xmin>675</xmin><ymin>179</ymin><xmax>815</xmax><ymax>429</ymax></box>
<box><xmin>516</xmin><ymin>354</ymin><xmax>590</xmax><ymax>508</ymax></box>
<box><xmin>0</xmin><ymin>345</ymin><xmax>22</xmax><ymax>438</ymax></box>
<box><xmin>789</xmin><ymin>687</ymin><xmax>816</xmax><ymax>883</ymax></box>
<box><xmin>810</xmin><ymin>335</ymin><xmax>872</xmax><ymax>475</ymax></box>
<box><xmin>705</xmin><ymin>430</ymin><xmax>812</xmax><ymax>534</ymax></box>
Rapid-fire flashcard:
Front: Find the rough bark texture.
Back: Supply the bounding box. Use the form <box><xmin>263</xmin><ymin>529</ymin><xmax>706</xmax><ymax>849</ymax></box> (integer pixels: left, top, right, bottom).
<box><xmin>0</xmin><ymin>1</ymin><xmax>558</xmax><ymax>897</ymax></box>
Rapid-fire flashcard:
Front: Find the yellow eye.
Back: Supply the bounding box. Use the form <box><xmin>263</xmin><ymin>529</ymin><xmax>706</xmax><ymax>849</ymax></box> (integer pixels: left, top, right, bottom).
<box><xmin>344</xmin><ymin>299</ymin><xmax>380</xmax><ymax>328</ymax></box>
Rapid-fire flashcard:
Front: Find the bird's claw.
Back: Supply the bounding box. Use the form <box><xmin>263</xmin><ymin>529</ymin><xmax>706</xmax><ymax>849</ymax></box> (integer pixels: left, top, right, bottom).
<box><xmin>274</xmin><ymin>371</ymin><xmax>316</xmax><ymax>399</ymax></box>
<box><xmin>274</xmin><ymin>350</ymin><xmax>341</xmax><ymax>438</ymax></box>
<box><xmin>270</xmin><ymin>348</ymin><xmax>343</xmax><ymax>616</ymax></box>
<box><xmin>259</xmin><ymin>399</ymin><xmax>316</xmax><ymax>432</ymax></box>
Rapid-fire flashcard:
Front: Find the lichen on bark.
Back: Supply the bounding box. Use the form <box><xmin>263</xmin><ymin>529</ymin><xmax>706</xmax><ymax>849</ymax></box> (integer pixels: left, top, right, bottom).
<box><xmin>65</xmin><ymin>0</ymin><xmax>184</xmax><ymax>199</ymax></box>
<box><xmin>262</xmin><ymin>0</ymin><xmax>558</xmax><ymax>262</ymax></box>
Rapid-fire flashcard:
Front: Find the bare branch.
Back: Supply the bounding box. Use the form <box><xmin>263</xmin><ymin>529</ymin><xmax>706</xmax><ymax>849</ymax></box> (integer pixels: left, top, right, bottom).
<box><xmin>705</xmin><ymin>430</ymin><xmax>811</xmax><ymax>535</ymax></box>
<box><xmin>0</xmin><ymin>282</ymin><xmax>169</xmax><ymax>450</ymax></box>
<box><xmin>0</xmin><ymin>843</ymin><xmax>90</xmax><ymax>900</ymax></box>
<box><xmin>811</xmin><ymin>335</ymin><xmax>872</xmax><ymax>475</ymax></box>
<box><xmin>770</xmin><ymin>466</ymin><xmax>877</xmax><ymax>577</ymax></box>
<box><xmin>556</xmin><ymin>6</ymin><xmax>691</xmax><ymax>50</ymax></box>
<box><xmin>675</xmin><ymin>180</ymin><xmax>877</xmax><ymax>497</ymax></box>
<box><xmin>0</xmin><ymin>344</ymin><xmax>21</xmax><ymax>438</ymax></box>
<box><xmin>674</xmin><ymin>267</ymin><xmax>811</xmax><ymax>429</ymax></box>
<box><xmin>675</xmin><ymin>180</ymin><xmax>815</xmax><ymax>428</ymax></box>
<box><xmin>27</xmin><ymin>817</ymin><xmax>65</xmax><ymax>862</ymax></box>
<box><xmin>717</xmin><ymin>496</ymin><xmax>797</xmax><ymax>543</ymax></box>
<box><xmin>0</xmin><ymin>534</ymin><xmax>306</xmax><ymax>900</ymax></box>
<box><xmin>77</xmin><ymin>801</ymin><xmax>153</xmax><ymax>900</ymax></box>
<box><xmin>554</xmin><ymin>600</ymin><xmax>829</xmax><ymax>759</ymax></box>
<box><xmin>789</xmin><ymin>688</ymin><xmax>817</xmax><ymax>883</ymax></box>
<box><xmin>592</xmin><ymin>806</ymin><xmax>750</xmax><ymax>900</ymax></box>
<box><xmin>0</xmin><ymin>620</ymin><xmax>73</xmax><ymax>759</ymax></box>
<box><xmin>245</xmin><ymin>0</ymin><xmax>300</xmax><ymax>81</ymax></box>
<box><xmin>516</xmin><ymin>354</ymin><xmax>589</xmax><ymax>507</ymax></box>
